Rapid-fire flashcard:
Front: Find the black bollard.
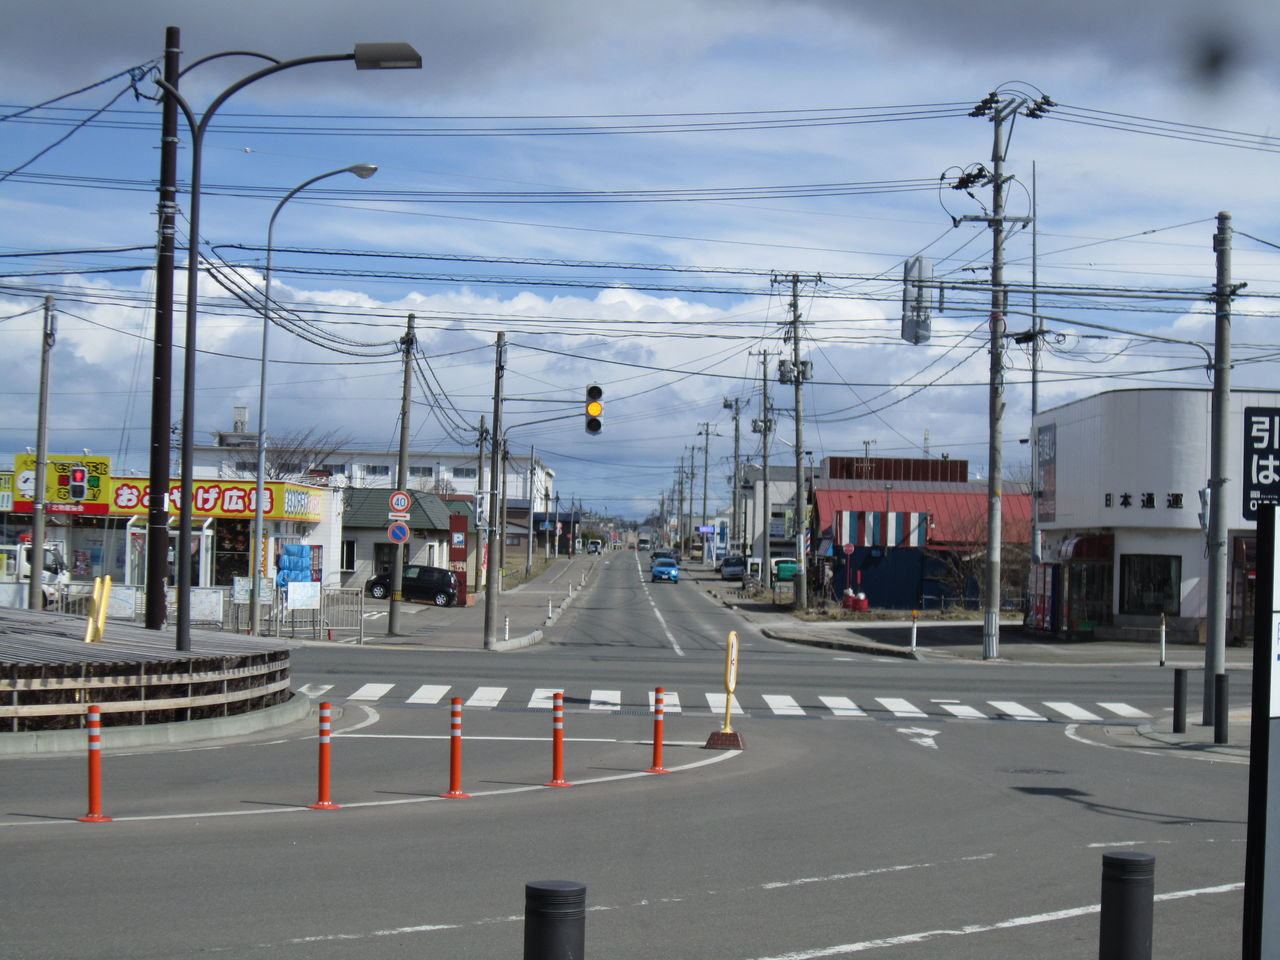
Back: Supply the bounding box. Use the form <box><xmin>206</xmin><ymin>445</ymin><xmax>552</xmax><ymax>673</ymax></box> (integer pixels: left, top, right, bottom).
<box><xmin>1099</xmin><ymin>852</ymin><xmax>1154</xmax><ymax>960</ymax></box>
<box><xmin>1214</xmin><ymin>672</ymin><xmax>1228</xmax><ymax>745</ymax></box>
<box><xmin>524</xmin><ymin>880</ymin><xmax>586</xmax><ymax>960</ymax></box>
<box><xmin>1172</xmin><ymin>668</ymin><xmax>1186</xmax><ymax>734</ymax></box>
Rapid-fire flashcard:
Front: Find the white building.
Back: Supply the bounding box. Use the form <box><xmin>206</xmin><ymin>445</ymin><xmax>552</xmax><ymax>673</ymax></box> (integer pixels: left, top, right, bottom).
<box><xmin>1031</xmin><ymin>387</ymin><xmax>1278</xmax><ymax>643</ymax></box>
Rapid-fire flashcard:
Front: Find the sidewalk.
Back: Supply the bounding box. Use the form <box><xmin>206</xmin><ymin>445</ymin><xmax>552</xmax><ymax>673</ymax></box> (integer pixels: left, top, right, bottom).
<box><xmin>353</xmin><ymin>554</ymin><xmax>602</xmax><ymax>651</ymax></box>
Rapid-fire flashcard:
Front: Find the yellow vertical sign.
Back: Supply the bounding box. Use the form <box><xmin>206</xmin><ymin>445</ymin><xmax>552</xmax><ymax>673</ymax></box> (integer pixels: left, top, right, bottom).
<box><xmin>721</xmin><ymin>631</ymin><xmax>740</xmax><ymax>734</ymax></box>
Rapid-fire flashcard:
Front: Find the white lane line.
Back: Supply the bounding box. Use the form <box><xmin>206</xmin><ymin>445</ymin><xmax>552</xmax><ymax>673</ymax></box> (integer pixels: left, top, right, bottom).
<box><xmin>640</xmin><ymin>581</ymin><xmax>686</xmax><ymax>657</ymax></box>
<box><xmin>1098</xmin><ymin>702</ymin><xmax>1151</xmax><ymax>719</ymax></box>
<box><xmin>648</xmin><ymin>690</ymin><xmax>683</xmax><ymax>714</ymax></box>
<box><xmin>933</xmin><ymin>699</ymin><xmax>986</xmax><ymax>720</ymax></box>
<box><xmin>743</xmin><ymin>882</ymin><xmax>1243</xmax><ymax>959</ymax></box>
<box><xmin>0</xmin><ymin>747</ymin><xmax>743</xmax><ymax>827</ymax></box>
<box><xmin>465</xmin><ymin>686</ymin><xmax>507</xmax><ymax>709</ymax></box>
<box><xmin>818</xmin><ymin>696</ymin><xmax>866</xmax><ymax>718</ymax></box>
<box><xmin>296</xmin><ymin>684</ymin><xmax>333</xmax><ymax>698</ymax></box>
<box><xmin>1044</xmin><ymin>701</ymin><xmax>1103</xmax><ymax>722</ymax></box>
<box><xmin>589</xmin><ymin>690</ymin><xmax>622</xmax><ymax>711</ymax></box>
<box><xmin>348</xmin><ymin>683</ymin><xmax>394</xmax><ymax>701</ymax></box>
<box><xmin>529</xmin><ymin>688</ymin><xmax>563</xmax><ymax>710</ymax></box>
<box><xmin>988</xmin><ymin>700</ymin><xmax>1047</xmax><ymax>722</ymax></box>
<box><xmin>406</xmin><ymin>684</ymin><xmax>451</xmax><ymax>705</ymax></box>
<box><xmin>706</xmin><ymin>692</ymin><xmax>744</xmax><ymax>716</ymax></box>
<box><xmin>763</xmin><ymin>694</ymin><xmax>806</xmax><ymax>717</ymax></box>
<box><xmin>1063</xmin><ymin>723</ymin><xmax>1248</xmax><ymax>765</ymax></box>
<box><xmin>875</xmin><ymin>697</ymin><xmax>926</xmax><ymax>718</ymax></box>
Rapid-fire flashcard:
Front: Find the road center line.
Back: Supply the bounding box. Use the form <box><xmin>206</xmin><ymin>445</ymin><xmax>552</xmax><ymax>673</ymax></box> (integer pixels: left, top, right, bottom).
<box><xmin>637</xmin><ymin>556</ymin><xmax>685</xmax><ymax>656</ymax></box>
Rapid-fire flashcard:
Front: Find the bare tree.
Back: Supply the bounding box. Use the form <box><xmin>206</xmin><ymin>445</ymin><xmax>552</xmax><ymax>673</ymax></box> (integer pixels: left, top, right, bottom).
<box><xmin>233</xmin><ymin>428</ymin><xmax>354</xmax><ymax>481</ymax></box>
<box><xmin>923</xmin><ymin>496</ymin><xmax>1029</xmax><ymax>611</ymax></box>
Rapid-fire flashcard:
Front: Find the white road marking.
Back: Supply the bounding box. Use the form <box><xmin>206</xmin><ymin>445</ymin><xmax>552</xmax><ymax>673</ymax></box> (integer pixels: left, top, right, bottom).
<box><xmin>648</xmin><ymin>690</ymin><xmax>683</xmax><ymax>714</ymax></box>
<box><xmin>348</xmin><ymin>683</ymin><xmax>395</xmax><ymax>701</ymax></box>
<box><xmin>763</xmin><ymin>694</ymin><xmax>806</xmax><ymax>717</ymax></box>
<box><xmin>988</xmin><ymin>700</ymin><xmax>1047</xmax><ymax>721</ymax></box>
<box><xmin>1044</xmin><ymin>701</ymin><xmax>1103</xmax><ymax>722</ymax></box>
<box><xmin>406</xmin><ymin>684</ymin><xmax>451</xmax><ymax>705</ymax></box>
<box><xmin>465</xmin><ymin>686</ymin><xmax>507</xmax><ymax>709</ymax></box>
<box><xmin>529</xmin><ymin>688</ymin><xmax>563</xmax><ymax>710</ymax></box>
<box><xmin>636</xmin><ymin>553</ymin><xmax>686</xmax><ymax>657</ymax></box>
<box><xmin>589</xmin><ymin>690</ymin><xmax>622</xmax><ymax>711</ymax></box>
<box><xmin>933</xmin><ymin>699</ymin><xmax>986</xmax><ymax>720</ymax></box>
<box><xmin>1099</xmin><ymin>701</ymin><xmax>1151</xmax><ymax>719</ymax></box>
<box><xmin>296</xmin><ymin>683</ymin><xmax>333</xmax><ymax>698</ymax></box>
<box><xmin>706</xmin><ymin>692</ymin><xmax>744</xmax><ymax>716</ymax></box>
<box><xmin>743</xmin><ymin>882</ymin><xmax>1243</xmax><ymax>959</ymax></box>
<box><xmin>876</xmin><ymin>697</ymin><xmax>926</xmax><ymax>718</ymax></box>
<box><xmin>897</xmin><ymin>726</ymin><xmax>939</xmax><ymax>749</ymax></box>
<box><xmin>818</xmin><ymin>696</ymin><xmax>865</xmax><ymax>717</ymax></box>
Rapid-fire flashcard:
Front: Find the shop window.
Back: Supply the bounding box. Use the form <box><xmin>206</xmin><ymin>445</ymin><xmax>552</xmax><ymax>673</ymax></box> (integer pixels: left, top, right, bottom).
<box><xmin>1119</xmin><ymin>554</ymin><xmax>1181</xmax><ymax>616</ymax></box>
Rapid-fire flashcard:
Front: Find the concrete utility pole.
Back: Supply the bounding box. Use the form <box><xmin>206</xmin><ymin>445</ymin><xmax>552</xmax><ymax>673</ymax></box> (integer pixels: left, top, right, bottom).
<box><xmin>387</xmin><ymin>314</ymin><xmax>415</xmax><ymax>637</ymax></box>
<box><xmin>787</xmin><ymin>274</ymin><xmax>809</xmax><ymax>611</ymax></box>
<box><xmin>483</xmin><ymin>332</ymin><xmax>506</xmax><ymax>649</ymax></box>
<box><xmin>753</xmin><ymin>350</ymin><xmax>774</xmax><ymax>590</ymax></box>
<box><xmin>28</xmin><ymin>296</ymin><xmax>54</xmax><ymax>612</ymax></box>
<box><xmin>1204</xmin><ymin>211</ymin><xmax>1233</xmax><ymax>725</ymax></box>
<box><xmin>474</xmin><ymin>413</ymin><xmax>486</xmax><ymax>597</ymax></box>
<box><xmin>699</xmin><ymin>423</ymin><xmax>712</xmax><ymax>559</ymax></box>
<box><xmin>526</xmin><ymin>444</ymin><xmax>536</xmax><ymax>576</ymax></box>
<box><xmin>965</xmin><ymin>89</ymin><xmax>1047</xmax><ymax>660</ymax></box>
<box><xmin>724</xmin><ymin>397</ymin><xmax>743</xmax><ymax>558</ymax></box>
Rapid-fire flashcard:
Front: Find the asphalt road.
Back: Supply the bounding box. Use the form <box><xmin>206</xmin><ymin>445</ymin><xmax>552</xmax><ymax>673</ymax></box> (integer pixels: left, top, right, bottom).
<box><xmin>0</xmin><ymin>551</ymin><xmax>1251</xmax><ymax>959</ymax></box>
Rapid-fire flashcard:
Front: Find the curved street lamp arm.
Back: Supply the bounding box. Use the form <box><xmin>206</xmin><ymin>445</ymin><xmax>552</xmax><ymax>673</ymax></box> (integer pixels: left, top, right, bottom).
<box><xmin>179</xmin><ymin>51</ymin><xmax>281</xmax><ymax>79</ymax></box>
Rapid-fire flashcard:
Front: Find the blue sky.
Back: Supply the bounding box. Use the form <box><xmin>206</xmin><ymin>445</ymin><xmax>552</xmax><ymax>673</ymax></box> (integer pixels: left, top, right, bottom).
<box><xmin>2</xmin><ymin>1</ymin><xmax>1278</xmax><ymax>518</ymax></box>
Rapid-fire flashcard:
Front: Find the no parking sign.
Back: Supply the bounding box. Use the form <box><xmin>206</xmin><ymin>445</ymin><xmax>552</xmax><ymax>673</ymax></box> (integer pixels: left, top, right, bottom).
<box><xmin>387</xmin><ymin>521</ymin><xmax>410</xmax><ymax>543</ymax></box>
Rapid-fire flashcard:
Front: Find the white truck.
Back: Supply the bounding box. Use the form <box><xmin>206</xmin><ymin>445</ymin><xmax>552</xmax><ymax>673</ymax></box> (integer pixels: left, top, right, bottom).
<box><xmin>0</xmin><ymin>543</ymin><xmax>70</xmax><ymax>607</ymax></box>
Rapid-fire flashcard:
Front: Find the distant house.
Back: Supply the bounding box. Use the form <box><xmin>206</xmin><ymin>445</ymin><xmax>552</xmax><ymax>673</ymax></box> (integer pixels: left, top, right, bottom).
<box><xmin>339</xmin><ymin>487</ymin><xmax>462</xmax><ymax>589</ymax></box>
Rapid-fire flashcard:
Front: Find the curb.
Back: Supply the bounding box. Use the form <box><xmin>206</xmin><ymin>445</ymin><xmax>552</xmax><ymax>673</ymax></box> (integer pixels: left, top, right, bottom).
<box><xmin>758</xmin><ymin>628</ymin><xmax>922</xmax><ymax>661</ymax></box>
<box><xmin>0</xmin><ymin>693</ymin><xmax>313</xmax><ymax>756</ymax></box>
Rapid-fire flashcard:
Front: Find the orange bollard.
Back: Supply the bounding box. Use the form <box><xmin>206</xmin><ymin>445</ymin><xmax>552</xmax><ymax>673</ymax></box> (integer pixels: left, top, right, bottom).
<box><xmin>77</xmin><ymin>705</ymin><xmax>112</xmax><ymax>823</ymax></box>
<box><xmin>648</xmin><ymin>687</ymin><xmax>670</xmax><ymax>774</ymax></box>
<box><xmin>309</xmin><ymin>702</ymin><xmax>341</xmax><ymax>810</ymax></box>
<box><xmin>441</xmin><ymin>698</ymin><xmax>471</xmax><ymax>799</ymax></box>
<box><xmin>544</xmin><ymin>691</ymin><xmax>572</xmax><ymax>787</ymax></box>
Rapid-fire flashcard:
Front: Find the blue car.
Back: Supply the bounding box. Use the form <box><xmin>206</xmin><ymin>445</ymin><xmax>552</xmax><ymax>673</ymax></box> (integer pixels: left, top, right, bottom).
<box><xmin>651</xmin><ymin>558</ymin><xmax>680</xmax><ymax>583</ymax></box>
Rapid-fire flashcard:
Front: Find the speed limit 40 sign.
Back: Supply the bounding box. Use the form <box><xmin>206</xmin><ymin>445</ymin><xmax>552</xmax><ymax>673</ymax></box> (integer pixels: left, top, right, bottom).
<box><xmin>389</xmin><ymin>490</ymin><xmax>411</xmax><ymax>513</ymax></box>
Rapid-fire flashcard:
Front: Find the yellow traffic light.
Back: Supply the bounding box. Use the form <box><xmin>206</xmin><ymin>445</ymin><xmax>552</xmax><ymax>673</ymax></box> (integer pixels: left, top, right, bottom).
<box><xmin>585</xmin><ymin>385</ymin><xmax>603</xmax><ymax>434</ymax></box>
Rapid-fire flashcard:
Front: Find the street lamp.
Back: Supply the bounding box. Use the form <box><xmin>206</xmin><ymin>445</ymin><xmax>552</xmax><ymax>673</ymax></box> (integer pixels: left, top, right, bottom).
<box><xmin>249</xmin><ymin>163</ymin><xmax>378</xmax><ymax>636</ymax></box>
<box><xmin>152</xmin><ymin>29</ymin><xmax>420</xmax><ymax>650</ymax></box>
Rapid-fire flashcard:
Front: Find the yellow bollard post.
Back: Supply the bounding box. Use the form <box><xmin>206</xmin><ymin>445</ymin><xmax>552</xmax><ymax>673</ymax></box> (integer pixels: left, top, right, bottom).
<box><xmin>704</xmin><ymin>630</ymin><xmax>745</xmax><ymax>750</ymax></box>
<box><xmin>93</xmin><ymin>576</ymin><xmax>111</xmax><ymax>642</ymax></box>
<box><xmin>84</xmin><ymin>577</ymin><xmax>103</xmax><ymax>643</ymax></box>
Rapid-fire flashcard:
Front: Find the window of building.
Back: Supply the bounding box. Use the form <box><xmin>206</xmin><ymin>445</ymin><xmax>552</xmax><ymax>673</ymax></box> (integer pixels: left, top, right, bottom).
<box><xmin>278</xmin><ymin>463</ymin><xmax>301</xmax><ymax>475</ymax></box>
<box><xmin>453</xmin><ymin>466</ymin><xmax>478</xmax><ymax>479</ymax></box>
<box><xmin>409</xmin><ymin>466</ymin><xmax>433</xmax><ymax>477</ymax></box>
<box><xmin>341</xmin><ymin>539</ymin><xmax>356</xmax><ymax>572</ymax></box>
<box><xmin>1119</xmin><ymin>554</ymin><xmax>1181</xmax><ymax>616</ymax></box>
<box><xmin>363</xmin><ymin>464</ymin><xmax>391</xmax><ymax>477</ymax></box>
<box><xmin>234</xmin><ymin>461</ymin><xmax>255</xmax><ymax>473</ymax></box>
<box><xmin>321</xmin><ymin>463</ymin><xmax>346</xmax><ymax>475</ymax></box>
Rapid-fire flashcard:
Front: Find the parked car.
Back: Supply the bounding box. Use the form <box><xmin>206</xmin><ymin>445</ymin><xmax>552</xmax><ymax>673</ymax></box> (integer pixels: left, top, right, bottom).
<box><xmin>719</xmin><ymin>555</ymin><xmax>746</xmax><ymax>579</ymax></box>
<box><xmin>650</xmin><ymin>558</ymin><xmax>680</xmax><ymax>583</ymax></box>
<box><xmin>366</xmin><ymin>564</ymin><xmax>458</xmax><ymax>606</ymax></box>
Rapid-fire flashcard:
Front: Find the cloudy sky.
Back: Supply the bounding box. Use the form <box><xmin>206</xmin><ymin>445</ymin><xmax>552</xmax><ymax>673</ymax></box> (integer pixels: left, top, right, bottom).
<box><xmin>2</xmin><ymin>1</ymin><xmax>1278</xmax><ymax>518</ymax></box>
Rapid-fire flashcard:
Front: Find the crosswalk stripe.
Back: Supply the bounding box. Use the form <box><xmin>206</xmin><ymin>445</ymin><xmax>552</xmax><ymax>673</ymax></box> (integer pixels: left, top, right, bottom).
<box><xmin>466</xmin><ymin>686</ymin><xmax>507</xmax><ymax>709</ymax></box>
<box><xmin>1044</xmin><ymin>701</ymin><xmax>1103</xmax><ymax>722</ymax></box>
<box><xmin>648</xmin><ymin>690</ymin><xmax>683</xmax><ymax>714</ymax></box>
<box><xmin>297</xmin><ymin>683</ymin><xmax>333</xmax><ymax>698</ymax></box>
<box><xmin>1098</xmin><ymin>702</ymin><xmax>1151</xmax><ymax>719</ymax></box>
<box><xmin>406</xmin><ymin>684</ymin><xmax>451</xmax><ymax>705</ymax></box>
<box><xmin>763</xmin><ymin>694</ymin><xmax>805</xmax><ymax>717</ymax></box>
<box><xmin>589</xmin><ymin>690</ymin><xmax>622</xmax><ymax>711</ymax></box>
<box><xmin>876</xmin><ymin>697</ymin><xmax>926</xmax><ymax>718</ymax></box>
<box><xmin>349</xmin><ymin>683</ymin><xmax>395</xmax><ymax>701</ymax></box>
<box><xmin>818</xmin><ymin>696</ymin><xmax>866</xmax><ymax>717</ymax></box>
<box><xmin>934</xmin><ymin>699</ymin><xmax>986</xmax><ymax>720</ymax></box>
<box><xmin>529</xmin><ymin>688</ymin><xmax>563</xmax><ymax>710</ymax></box>
<box><xmin>706</xmin><ymin>693</ymin><xmax>744</xmax><ymax>716</ymax></box>
<box><xmin>988</xmin><ymin>700</ymin><xmax>1047</xmax><ymax>721</ymax></box>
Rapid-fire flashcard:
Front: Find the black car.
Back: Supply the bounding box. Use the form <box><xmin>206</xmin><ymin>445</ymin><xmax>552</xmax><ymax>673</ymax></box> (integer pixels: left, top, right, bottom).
<box><xmin>366</xmin><ymin>564</ymin><xmax>458</xmax><ymax>606</ymax></box>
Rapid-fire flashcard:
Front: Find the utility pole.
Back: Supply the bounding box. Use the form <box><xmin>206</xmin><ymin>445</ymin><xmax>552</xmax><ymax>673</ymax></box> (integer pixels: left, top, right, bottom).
<box><xmin>786</xmin><ymin>274</ymin><xmax>809</xmax><ymax>610</ymax></box>
<box><xmin>700</xmin><ymin>423</ymin><xmax>711</xmax><ymax>561</ymax></box>
<box><xmin>724</xmin><ymin>397</ymin><xmax>743</xmax><ymax>559</ymax></box>
<box><xmin>753</xmin><ymin>350</ymin><xmax>774</xmax><ymax>590</ymax></box>
<box><xmin>483</xmin><ymin>332</ymin><xmax>505</xmax><ymax>650</ymax></box>
<box><xmin>676</xmin><ymin>456</ymin><xmax>685</xmax><ymax>553</ymax></box>
<box><xmin>28</xmin><ymin>296</ymin><xmax>54</xmax><ymax>612</ymax></box>
<box><xmin>146</xmin><ymin>26</ymin><xmax>180</xmax><ymax>630</ymax></box>
<box><xmin>1204</xmin><ymin>212</ymin><xmax>1234</xmax><ymax>725</ymax></box>
<box><xmin>387</xmin><ymin>314</ymin><xmax>415</xmax><ymax>636</ymax></box>
<box><xmin>965</xmin><ymin>89</ymin><xmax>1048</xmax><ymax>660</ymax></box>
<box><xmin>526</xmin><ymin>444</ymin><xmax>536</xmax><ymax>576</ymax></box>
<box><xmin>474</xmin><ymin>414</ymin><xmax>486</xmax><ymax>598</ymax></box>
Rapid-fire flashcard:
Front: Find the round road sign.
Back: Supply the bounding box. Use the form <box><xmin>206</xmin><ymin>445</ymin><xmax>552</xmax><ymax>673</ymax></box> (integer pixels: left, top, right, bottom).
<box><xmin>389</xmin><ymin>490</ymin><xmax>411</xmax><ymax>513</ymax></box>
<box><xmin>843</xmin><ymin>542</ymin><xmax>855</xmax><ymax>555</ymax></box>
<box><xmin>387</xmin><ymin>521</ymin><xmax>411</xmax><ymax>543</ymax></box>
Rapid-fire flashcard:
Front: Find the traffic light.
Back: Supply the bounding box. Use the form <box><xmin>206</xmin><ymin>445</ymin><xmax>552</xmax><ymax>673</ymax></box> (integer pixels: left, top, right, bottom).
<box><xmin>67</xmin><ymin>464</ymin><xmax>88</xmax><ymax>501</ymax></box>
<box><xmin>585</xmin><ymin>384</ymin><xmax>603</xmax><ymax>435</ymax></box>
